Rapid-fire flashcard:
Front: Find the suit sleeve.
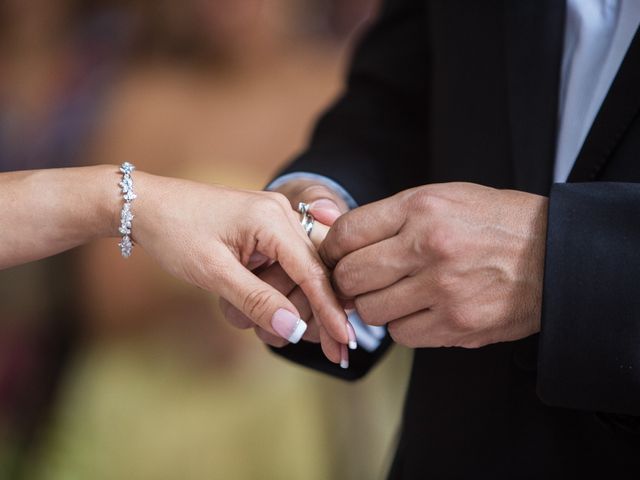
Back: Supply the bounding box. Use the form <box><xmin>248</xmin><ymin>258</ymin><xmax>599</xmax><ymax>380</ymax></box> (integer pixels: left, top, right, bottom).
<box><xmin>538</xmin><ymin>182</ymin><xmax>640</xmax><ymax>416</ymax></box>
<box><xmin>269</xmin><ymin>0</ymin><xmax>427</xmax><ymax>380</ymax></box>
<box><xmin>278</xmin><ymin>0</ymin><xmax>428</xmax><ymax>205</ymax></box>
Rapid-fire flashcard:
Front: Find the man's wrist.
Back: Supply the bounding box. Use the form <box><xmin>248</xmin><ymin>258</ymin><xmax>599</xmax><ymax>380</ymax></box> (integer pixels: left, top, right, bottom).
<box><xmin>266</xmin><ymin>172</ymin><xmax>358</xmax><ymax>210</ymax></box>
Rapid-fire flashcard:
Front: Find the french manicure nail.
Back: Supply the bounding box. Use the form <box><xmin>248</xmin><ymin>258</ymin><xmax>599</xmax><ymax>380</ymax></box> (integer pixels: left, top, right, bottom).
<box><xmin>347</xmin><ymin>322</ymin><xmax>358</xmax><ymax>350</ymax></box>
<box><xmin>340</xmin><ymin>344</ymin><xmax>349</xmax><ymax>369</ymax></box>
<box><xmin>272</xmin><ymin>308</ymin><xmax>307</xmax><ymax>343</ymax></box>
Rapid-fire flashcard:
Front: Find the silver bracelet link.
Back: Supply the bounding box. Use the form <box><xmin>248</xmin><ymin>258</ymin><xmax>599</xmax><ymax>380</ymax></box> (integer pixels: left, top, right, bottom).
<box><xmin>117</xmin><ymin>162</ymin><xmax>137</xmax><ymax>258</ymax></box>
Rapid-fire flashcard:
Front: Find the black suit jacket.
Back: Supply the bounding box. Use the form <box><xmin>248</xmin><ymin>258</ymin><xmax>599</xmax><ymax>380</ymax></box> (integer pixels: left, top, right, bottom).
<box><xmin>273</xmin><ymin>0</ymin><xmax>640</xmax><ymax>478</ymax></box>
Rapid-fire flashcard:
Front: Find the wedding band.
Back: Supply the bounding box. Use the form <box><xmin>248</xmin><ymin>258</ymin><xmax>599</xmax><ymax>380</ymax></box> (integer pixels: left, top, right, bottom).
<box><xmin>298</xmin><ymin>202</ymin><xmax>315</xmax><ymax>237</ymax></box>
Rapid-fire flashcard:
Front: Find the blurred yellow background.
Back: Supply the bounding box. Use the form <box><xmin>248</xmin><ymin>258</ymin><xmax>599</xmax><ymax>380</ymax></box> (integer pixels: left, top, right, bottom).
<box><xmin>0</xmin><ymin>1</ymin><xmax>412</xmax><ymax>479</ymax></box>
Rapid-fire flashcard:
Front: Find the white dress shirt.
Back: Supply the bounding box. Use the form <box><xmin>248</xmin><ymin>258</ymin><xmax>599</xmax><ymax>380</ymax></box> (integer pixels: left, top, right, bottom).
<box><xmin>269</xmin><ymin>0</ymin><xmax>640</xmax><ymax>351</ymax></box>
<box><xmin>555</xmin><ymin>0</ymin><xmax>640</xmax><ymax>182</ymax></box>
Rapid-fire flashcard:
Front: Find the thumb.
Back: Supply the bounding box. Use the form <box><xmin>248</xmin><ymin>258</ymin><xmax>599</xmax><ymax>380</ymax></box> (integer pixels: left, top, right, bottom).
<box><xmin>215</xmin><ymin>249</ymin><xmax>307</xmax><ymax>343</ymax></box>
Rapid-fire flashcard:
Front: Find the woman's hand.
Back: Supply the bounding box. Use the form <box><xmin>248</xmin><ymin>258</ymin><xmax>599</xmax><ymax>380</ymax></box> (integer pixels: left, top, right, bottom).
<box><xmin>0</xmin><ymin>165</ymin><xmax>349</xmax><ymax>363</ymax></box>
<box><xmin>220</xmin><ymin>178</ymin><xmax>358</xmax><ymax>368</ymax></box>
<box><xmin>132</xmin><ymin>172</ymin><xmax>349</xmax><ymax>363</ymax></box>
<box><xmin>220</xmin><ymin>221</ymin><xmax>334</xmax><ymax>343</ymax></box>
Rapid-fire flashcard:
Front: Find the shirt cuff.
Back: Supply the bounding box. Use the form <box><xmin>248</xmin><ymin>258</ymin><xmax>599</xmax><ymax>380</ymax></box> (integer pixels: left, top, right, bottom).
<box><xmin>265</xmin><ymin>172</ymin><xmax>359</xmax><ymax>209</ymax></box>
<box><xmin>348</xmin><ymin>311</ymin><xmax>387</xmax><ymax>353</ymax></box>
<box><xmin>266</xmin><ymin>171</ymin><xmax>386</xmax><ymax>352</ymax></box>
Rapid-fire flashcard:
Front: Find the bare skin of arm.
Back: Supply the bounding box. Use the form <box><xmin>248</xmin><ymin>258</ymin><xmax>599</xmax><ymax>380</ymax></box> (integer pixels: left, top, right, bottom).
<box><xmin>0</xmin><ymin>165</ymin><xmax>349</xmax><ymax>363</ymax></box>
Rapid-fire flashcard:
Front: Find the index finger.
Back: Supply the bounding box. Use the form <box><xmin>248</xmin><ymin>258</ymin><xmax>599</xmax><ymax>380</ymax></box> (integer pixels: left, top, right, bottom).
<box><xmin>262</xmin><ymin>209</ymin><xmax>350</xmax><ymax>346</ymax></box>
<box><xmin>319</xmin><ymin>196</ymin><xmax>404</xmax><ymax>269</ymax></box>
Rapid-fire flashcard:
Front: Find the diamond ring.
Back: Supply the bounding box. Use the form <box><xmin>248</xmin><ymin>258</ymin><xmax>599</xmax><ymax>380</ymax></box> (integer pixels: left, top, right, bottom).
<box><xmin>298</xmin><ymin>202</ymin><xmax>315</xmax><ymax>237</ymax></box>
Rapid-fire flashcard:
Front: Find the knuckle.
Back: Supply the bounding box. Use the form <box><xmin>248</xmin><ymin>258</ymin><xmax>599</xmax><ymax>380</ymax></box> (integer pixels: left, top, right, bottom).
<box><xmin>266</xmin><ymin>191</ymin><xmax>291</xmax><ymax>209</ymax></box>
<box><xmin>423</xmin><ymin>227</ymin><xmax>456</xmax><ymax>260</ymax></box>
<box><xmin>403</xmin><ymin>194</ymin><xmax>456</xmax><ymax>261</ymax></box>
<box><xmin>297</xmin><ymin>260</ymin><xmax>328</xmax><ymax>290</ymax></box>
<box><xmin>431</xmin><ymin>268</ymin><xmax>453</xmax><ymax>294</ymax></box>
<box><xmin>242</xmin><ymin>288</ymin><xmax>275</xmax><ymax>323</ymax></box>
<box><xmin>448</xmin><ymin>309</ymin><xmax>475</xmax><ymax>333</ymax></box>
<box><xmin>320</xmin><ymin>217</ymin><xmax>352</xmax><ymax>268</ymax></box>
<box><xmin>333</xmin><ymin>259</ymin><xmax>359</xmax><ymax>296</ymax></box>
<box><xmin>408</xmin><ymin>188</ymin><xmax>435</xmax><ymax>214</ymax></box>
<box><xmin>309</xmin><ymin>258</ymin><xmax>329</xmax><ymax>278</ymax></box>
<box><xmin>253</xmin><ymin>193</ymin><xmax>288</xmax><ymax>219</ymax></box>
<box><xmin>353</xmin><ymin>296</ymin><xmax>380</xmax><ymax>325</ymax></box>
<box><xmin>329</xmin><ymin>216</ymin><xmax>350</xmax><ymax>247</ymax></box>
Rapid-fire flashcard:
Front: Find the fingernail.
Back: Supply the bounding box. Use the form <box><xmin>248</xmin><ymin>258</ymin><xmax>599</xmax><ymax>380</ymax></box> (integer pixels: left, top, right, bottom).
<box><xmin>310</xmin><ymin>199</ymin><xmax>341</xmax><ymax>224</ymax></box>
<box><xmin>272</xmin><ymin>309</ymin><xmax>307</xmax><ymax>344</ymax></box>
<box><xmin>340</xmin><ymin>344</ymin><xmax>349</xmax><ymax>369</ymax></box>
<box><xmin>346</xmin><ymin>322</ymin><xmax>358</xmax><ymax>350</ymax></box>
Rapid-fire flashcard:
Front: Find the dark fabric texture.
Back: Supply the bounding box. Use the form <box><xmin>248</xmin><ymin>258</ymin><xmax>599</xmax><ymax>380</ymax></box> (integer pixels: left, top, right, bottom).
<box><xmin>272</xmin><ymin>0</ymin><xmax>640</xmax><ymax>478</ymax></box>
<box><xmin>539</xmin><ymin>182</ymin><xmax>640</xmax><ymax>416</ymax></box>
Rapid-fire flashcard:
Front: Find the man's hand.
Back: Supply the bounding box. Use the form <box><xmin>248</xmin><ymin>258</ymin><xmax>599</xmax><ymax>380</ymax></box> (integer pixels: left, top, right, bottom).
<box><xmin>320</xmin><ymin>182</ymin><xmax>548</xmax><ymax>349</ymax></box>
<box><xmin>220</xmin><ymin>178</ymin><xmax>356</xmax><ymax>365</ymax></box>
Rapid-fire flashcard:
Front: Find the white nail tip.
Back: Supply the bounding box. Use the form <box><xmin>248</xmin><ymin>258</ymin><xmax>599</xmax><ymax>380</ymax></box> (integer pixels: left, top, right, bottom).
<box><xmin>340</xmin><ymin>359</ymin><xmax>349</xmax><ymax>369</ymax></box>
<box><xmin>287</xmin><ymin>318</ymin><xmax>308</xmax><ymax>344</ymax></box>
<box><xmin>348</xmin><ymin>340</ymin><xmax>358</xmax><ymax>350</ymax></box>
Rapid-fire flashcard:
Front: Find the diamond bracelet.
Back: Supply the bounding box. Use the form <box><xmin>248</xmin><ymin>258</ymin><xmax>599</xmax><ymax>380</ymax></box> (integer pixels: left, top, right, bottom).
<box><xmin>117</xmin><ymin>162</ymin><xmax>137</xmax><ymax>258</ymax></box>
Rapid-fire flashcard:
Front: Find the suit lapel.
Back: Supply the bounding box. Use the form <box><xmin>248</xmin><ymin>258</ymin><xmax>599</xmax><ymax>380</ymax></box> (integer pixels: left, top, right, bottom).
<box><xmin>504</xmin><ymin>0</ymin><xmax>566</xmax><ymax>195</ymax></box>
<box><xmin>568</xmin><ymin>27</ymin><xmax>640</xmax><ymax>182</ymax></box>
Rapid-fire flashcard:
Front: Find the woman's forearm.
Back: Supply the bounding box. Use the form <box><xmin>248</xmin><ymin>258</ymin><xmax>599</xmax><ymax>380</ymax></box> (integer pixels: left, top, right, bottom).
<box><xmin>0</xmin><ymin>165</ymin><xmax>121</xmax><ymax>269</ymax></box>
<box><xmin>0</xmin><ymin>163</ymin><xmax>331</xmax><ymax>274</ymax></box>
<box><xmin>0</xmin><ymin>164</ymin><xmax>350</xmax><ymax>362</ymax></box>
